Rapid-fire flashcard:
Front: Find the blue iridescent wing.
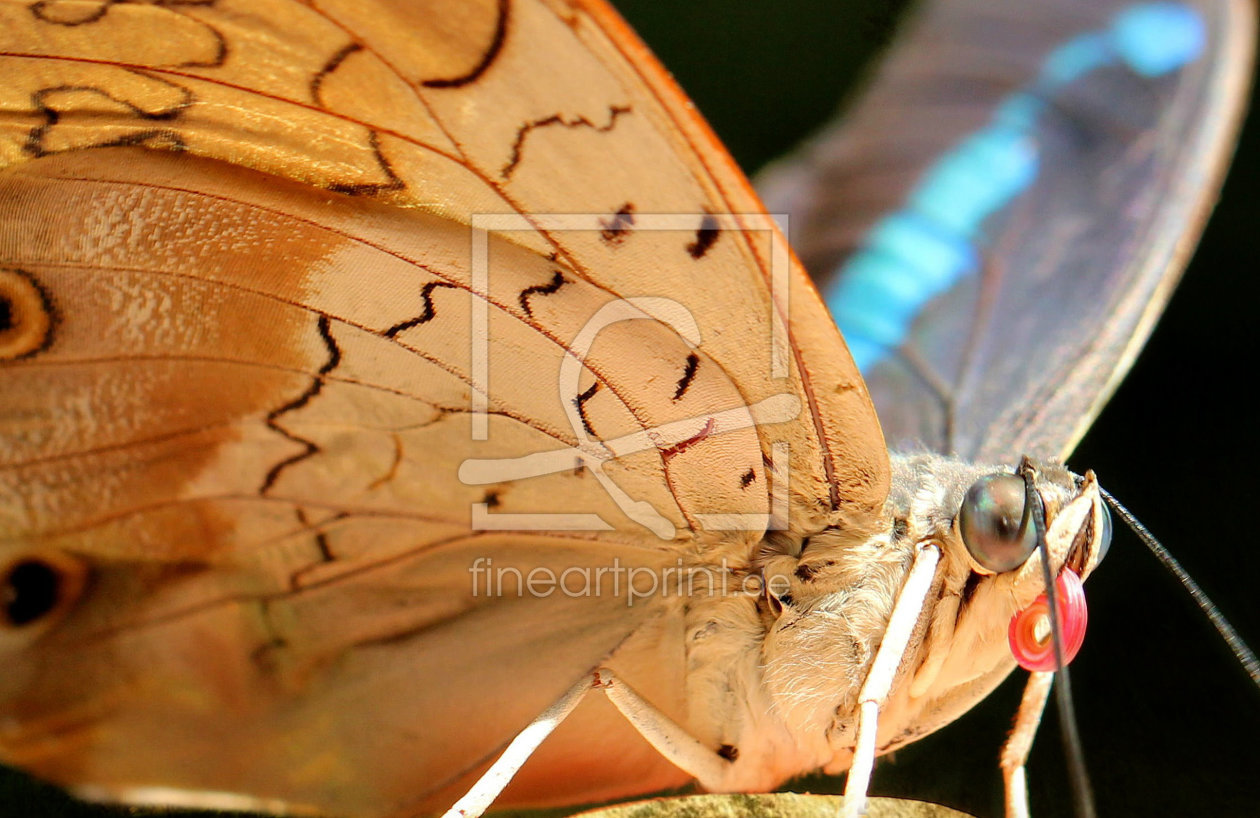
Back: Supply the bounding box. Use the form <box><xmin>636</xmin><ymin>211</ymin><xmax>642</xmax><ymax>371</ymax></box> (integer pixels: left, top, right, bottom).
<box><xmin>757</xmin><ymin>0</ymin><xmax>1254</xmax><ymax>462</ymax></box>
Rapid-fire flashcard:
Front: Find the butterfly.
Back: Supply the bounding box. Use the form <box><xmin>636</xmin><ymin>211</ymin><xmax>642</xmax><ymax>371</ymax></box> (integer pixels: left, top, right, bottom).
<box><xmin>0</xmin><ymin>2</ymin><xmax>1254</xmax><ymax>818</ymax></box>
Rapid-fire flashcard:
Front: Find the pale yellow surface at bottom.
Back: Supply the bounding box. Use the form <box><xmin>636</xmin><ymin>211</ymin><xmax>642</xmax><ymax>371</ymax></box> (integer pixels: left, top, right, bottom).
<box><xmin>575</xmin><ymin>794</ymin><xmax>974</xmax><ymax>818</ymax></box>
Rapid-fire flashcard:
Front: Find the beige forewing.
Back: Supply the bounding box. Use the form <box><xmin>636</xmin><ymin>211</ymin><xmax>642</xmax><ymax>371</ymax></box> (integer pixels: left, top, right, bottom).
<box><xmin>0</xmin><ymin>0</ymin><xmax>888</xmax><ymax>529</ymax></box>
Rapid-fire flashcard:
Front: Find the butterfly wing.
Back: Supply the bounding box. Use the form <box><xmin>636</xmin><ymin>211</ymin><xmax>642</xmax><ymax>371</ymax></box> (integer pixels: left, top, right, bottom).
<box><xmin>0</xmin><ymin>0</ymin><xmax>888</xmax><ymax>814</ymax></box>
<box><xmin>757</xmin><ymin>0</ymin><xmax>1254</xmax><ymax>462</ymax></box>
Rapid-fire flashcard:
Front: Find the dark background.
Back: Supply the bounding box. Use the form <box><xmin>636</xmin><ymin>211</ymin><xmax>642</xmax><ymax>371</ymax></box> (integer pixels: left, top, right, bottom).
<box><xmin>5</xmin><ymin>1</ymin><xmax>1258</xmax><ymax>817</ymax></box>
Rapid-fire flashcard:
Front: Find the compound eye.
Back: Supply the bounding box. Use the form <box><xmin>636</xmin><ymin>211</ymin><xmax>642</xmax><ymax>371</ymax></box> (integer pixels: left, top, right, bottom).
<box><xmin>1096</xmin><ymin>501</ymin><xmax>1113</xmax><ymax>564</ymax></box>
<box><xmin>959</xmin><ymin>473</ymin><xmax>1038</xmax><ymax>573</ymax></box>
<box><xmin>0</xmin><ymin>552</ymin><xmax>86</xmax><ymax>631</ymax></box>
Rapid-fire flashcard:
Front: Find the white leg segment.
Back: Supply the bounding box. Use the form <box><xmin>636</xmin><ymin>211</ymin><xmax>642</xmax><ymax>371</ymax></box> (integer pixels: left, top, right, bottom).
<box><xmin>1000</xmin><ymin>670</ymin><xmax>1053</xmax><ymax>818</ymax></box>
<box><xmin>597</xmin><ymin>667</ymin><xmax>732</xmax><ymax>790</ymax></box>
<box><xmin>442</xmin><ymin>671</ymin><xmax>599</xmax><ymax>818</ymax></box>
<box><xmin>842</xmin><ymin>543</ymin><xmax>942</xmax><ymax>818</ymax></box>
<box><xmin>443</xmin><ymin>667</ymin><xmax>735</xmax><ymax>818</ymax></box>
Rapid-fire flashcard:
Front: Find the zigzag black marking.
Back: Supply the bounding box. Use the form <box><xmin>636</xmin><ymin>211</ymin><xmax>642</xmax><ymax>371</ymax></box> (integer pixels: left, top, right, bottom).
<box><xmin>502</xmin><ymin>105</ymin><xmax>631</xmax><ymax>179</ymax></box>
<box><xmin>386</xmin><ymin>281</ymin><xmax>459</xmax><ymax>337</ymax></box>
<box><xmin>573</xmin><ymin>382</ymin><xmax>600</xmax><ymax>437</ymax></box>
<box><xmin>673</xmin><ymin>352</ymin><xmax>700</xmax><ymax>401</ymax></box>
<box><xmin>519</xmin><ymin>270</ymin><xmax>566</xmax><ymax>318</ymax></box>
<box><xmin>260</xmin><ymin>315</ymin><xmax>341</xmax><ymax>494</ymax></box>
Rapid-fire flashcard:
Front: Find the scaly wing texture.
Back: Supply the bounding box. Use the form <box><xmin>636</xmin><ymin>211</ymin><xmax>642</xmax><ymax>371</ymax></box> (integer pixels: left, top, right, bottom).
<box><xmin>0</xmin><ymin>0</ymin><xmax>888</xmax><ymax>815</ymax></box>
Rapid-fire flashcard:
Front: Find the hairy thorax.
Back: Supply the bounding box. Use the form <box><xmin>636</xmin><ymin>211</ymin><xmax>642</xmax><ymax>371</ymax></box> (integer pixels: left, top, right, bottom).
<box><xmin>676</xmin><ymin>451</ymin><xmax>1108</xmax><ymax>791</ymax></box>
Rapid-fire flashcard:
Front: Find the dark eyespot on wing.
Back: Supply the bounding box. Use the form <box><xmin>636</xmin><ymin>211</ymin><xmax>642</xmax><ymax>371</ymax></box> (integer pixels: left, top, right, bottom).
<box><xmin>519</xmin><ymin>270</ymin><xmax>567</xmax><ymax>318</ymax></box>
<box><xmin>686</xmin><ymin>212</ymin><xmax>720</xmax><ymax>259</ymax></box>
<box><xmin>673</xmin><ymin>352</ymin><xmax>700</xmax><ymax>400</ymax></box>
<box><xmin>573</xmin><ymin>382</ymin><xmax>600</xmax><ymax>437</ymax></box>
<box><xmin>420</xmin><ymin>0</ymin><xmax>509</xmax><ymax>89</ymax></box>
<box><xmin>0</xmin><ymin>268</ymin><xmax>55</xmax><ymax>361</ymax></box>
<box><xmin>1</xmin><ymin>559</ymin><xmax>60</xmax><ymax>627</ymax></box>
<box><xmin>386</xmin><ymin>281</ymin><xmax>460</xmax><ymax>337</ymax></box>
<box><xmin>740</xmin><ymin>468</ymin><xmax>756</xmax><ymax>489</ymax></box>
<box><xmin>599</xmin><ymin>202</ymin><xmax>636</xmax><ymax>245</ymax></box>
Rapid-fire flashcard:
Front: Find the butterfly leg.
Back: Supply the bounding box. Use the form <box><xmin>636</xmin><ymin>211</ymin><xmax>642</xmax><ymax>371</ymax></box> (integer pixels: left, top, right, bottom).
<box><xmin>999</xmin><ymin>670</ymin><xmax>1053</xmax><ymax>818</ymax></box>
<box><xmin>442</xmin><ymin>667</ymin><xmax>732</xmax><ymax>818</ymax></box>
<box><xmin>597</xmin><ymin>666</ymin><xmax>732</xmax><ymax>790</ymax></box>
<box><xmin>842</xmin><ymin>543</ymin><xmax>943</xmax><ymax>818</ymax></box>
<box><xmin>441</xmin><ymin>671</ymin><xmax>601</xmax><ymax>818</ymax></box>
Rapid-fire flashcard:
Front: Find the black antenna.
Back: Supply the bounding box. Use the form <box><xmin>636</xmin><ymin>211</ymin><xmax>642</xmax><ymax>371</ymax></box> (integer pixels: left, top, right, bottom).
<box><xmin>1019</xmin><ymin>459</ymin><xmax>1095</xmax><ymax>818</ymax></box>
<box><xmin>1100</xmin><ymin>487</ymin><xmax>1260</xmax><ymax>689</ymax></box>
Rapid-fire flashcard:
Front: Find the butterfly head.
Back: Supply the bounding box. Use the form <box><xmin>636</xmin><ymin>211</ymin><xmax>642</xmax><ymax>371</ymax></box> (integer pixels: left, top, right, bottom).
<box><xmin>887</xmin><ymin>458</ymin><xmax>1110</xmax><ymax>735</ymax></box>
<box><xmin>753</xmin><ymin>454</ymin><xmax>1110</xmax><ymax>764</ymax></box>
<box><xmin>957</xmin><ymin>462</ymin><xmax>1110</xmax><ymax>604</ymax></box>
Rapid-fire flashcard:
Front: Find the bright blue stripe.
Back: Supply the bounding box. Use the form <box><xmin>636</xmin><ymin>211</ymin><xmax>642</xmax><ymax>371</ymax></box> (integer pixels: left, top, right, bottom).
<box><xmin>826</xmin><ymin>2</ymin><xmax>1205</xmax><ymax>372</ymax></box>
<box><xmin>993</xmin><ymin>93</ymin><xmax>1048</xmax><ymax>132</ymax></box>
<box><xmin>1112</xmin><ymin>2</ymin><xmax>1206</xmax><ymax>76</ymax></box>
<box><xmin>907</xmin><ymin>126</ymin><xmax>1040</xmax><ymax>236</ymax></box>
<box><xmin>866</xmin><ymin>212</ymin><xmax>978</xmax><ymax>284</ymax></box>
<box><xmin>1039</xmin><ymin>32</ymin><xmax>1113</xmax><ymax>87</ymax></box>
